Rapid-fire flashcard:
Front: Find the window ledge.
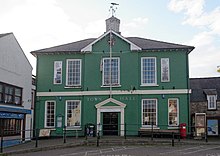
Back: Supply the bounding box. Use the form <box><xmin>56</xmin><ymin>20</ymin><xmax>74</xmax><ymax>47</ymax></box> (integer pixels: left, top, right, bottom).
<box><xmin>140</xmin><ymin>127</ymin><xmax>160</xmax><ymax>130</ymax></box>
<box><xmin>207</xmin><ymin>108</ymin><xmax>217</xmax><ymax>111</ymax></box>
<box><xmin>65</xmin><ymin>86</ymin><xmax>82</xmax><ymax>89</ymax></box>
<box><xmin>101</xmin><ymin>85</ymin><xmax>121</xmax><ymax>88</ymax></box>
<box><xmin>140</xmin><ymin>84</ymin><xmax>159</xmax><ymax>87</ymax></box>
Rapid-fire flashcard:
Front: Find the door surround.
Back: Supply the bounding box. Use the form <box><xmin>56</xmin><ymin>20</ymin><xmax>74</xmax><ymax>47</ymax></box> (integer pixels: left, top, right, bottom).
<box><xmin>95</xmin><ymin>98</ymin><xmax>126</xmax><ymax>136</ymax></box>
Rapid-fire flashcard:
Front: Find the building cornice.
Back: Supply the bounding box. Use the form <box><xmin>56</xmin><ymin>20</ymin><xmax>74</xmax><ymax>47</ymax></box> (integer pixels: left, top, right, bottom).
<box><xmin>36</xmin><ymin>89</ymin><xmax>191</xmax><ymax>97</ymax></box>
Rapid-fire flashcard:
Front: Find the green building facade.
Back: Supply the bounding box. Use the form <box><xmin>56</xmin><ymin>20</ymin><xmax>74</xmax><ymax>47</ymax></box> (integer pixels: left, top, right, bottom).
<box><xmin>31</xmin><ymin>16</ymin><xmax>194</xmax><ymax>137</ymax></box>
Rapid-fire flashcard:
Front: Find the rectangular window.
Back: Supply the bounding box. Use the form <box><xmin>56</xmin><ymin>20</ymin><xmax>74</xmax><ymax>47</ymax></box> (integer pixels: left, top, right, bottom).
<box><xmin>102</xmin><ymin>58</ymin><xmax>120</xmax><ymax>86</ymax></box>
<box><xmin>14</xmin><ymin>88</ymin><xmax>22</xmax><ymax>105</ymax></box>
<box><xmin>45</xmin><ymin>101</ymin><xmax>56</xmax><ymax>128</ymax></box>
<box><xmin>66</xmin><ymin>100</ymin><xmax>81</xmax><ymax>128</ymax></box>
<box><xmin>161</xmin><ymin>58</ymin><xmax>170</xmax><ymax>82</ymax></box>
<box><xmin>0</xmin><ymin>82</ymin><xmax>22</xmax><ymax>105</ymax></box>
<box><xmin>168</xmin><ymin>98</ymin><xmax>179</xmax><ymax>126</ymax></box>
<box><xmin>207</xmin><ymin>95</ymin><xmax>217</xmax><ymax>110</ymax></box>
<box><xmin>0</xmin><ymin>84</ymin><xmax>3</xmax><ymax>102</ymax></box>
<box><xmin>0</xmin><ymin>119</ymin><xmax>21</xmax><ymax>136</ymax></box>
<box><xmin>66</xmin><ymin>59</ymin><xmax>81</xmax><ymax>86</ymax></box>
<box><xmin>142</xmin><ymin>99</ymin><xmax>157</xmax><ymax>127</ymax></box>
<box><xmin>141</xmin><ymin>57</ymin><xmax>157</xmax><ymax>86</ymax></box>
<box><xmin>4</xmin><ymin>86</ymin><xmax>13</xmax><ymax>103</ymax></box>
<box><xmin>54</xmin><ymin>61</ymin><xmax>62</xmax><ymax>84</ymax></box>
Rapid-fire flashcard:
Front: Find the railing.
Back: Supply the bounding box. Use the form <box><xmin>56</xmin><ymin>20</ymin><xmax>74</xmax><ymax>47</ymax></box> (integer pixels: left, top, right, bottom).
<box><xmin>0</xmin><ymin>124</ymin><xmax>210</xmax><ymax>153</ymax></box>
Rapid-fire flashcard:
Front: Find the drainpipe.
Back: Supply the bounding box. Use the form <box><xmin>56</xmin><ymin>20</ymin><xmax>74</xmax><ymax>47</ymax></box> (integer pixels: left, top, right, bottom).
<box><xmin>186</xmin><ymin>51</ymin><xmax>190</xmax><ymax>134</ymax></box>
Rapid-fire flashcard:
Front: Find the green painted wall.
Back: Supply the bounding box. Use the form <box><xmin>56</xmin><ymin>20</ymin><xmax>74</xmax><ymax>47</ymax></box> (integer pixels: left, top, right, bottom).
<box><xmin>35</xmin><ymin>34</ymin><xmax>190</xmax><ymax>136</ymax></box>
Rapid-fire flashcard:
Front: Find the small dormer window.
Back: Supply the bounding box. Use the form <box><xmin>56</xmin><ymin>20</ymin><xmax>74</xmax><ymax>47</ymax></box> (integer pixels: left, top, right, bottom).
<box><xmin>207</xmin><ymin>95</ymin><xmax>217</xmax><ymax>110</ymax></box>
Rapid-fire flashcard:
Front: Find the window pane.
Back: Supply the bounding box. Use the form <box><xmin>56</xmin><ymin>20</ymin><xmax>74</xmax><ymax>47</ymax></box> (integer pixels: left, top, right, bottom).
<box><xmin>103</xmin><ymin>58</ymin><xmax>119</xmax><ymax>86</ymax></box>
<box><xmin>67</xmin><ymin>60</ymin><xmax>81</xmax><ymax>86</ymax></box>
<box><xmin>5</xmin><ymin>86</ymin><xmax>13</xmax><ymax>95</ymax></box>
<box><xmin>15</xmin><ymin>96</ymin><xmax>21</xmax><ymax>105</ymax></box>
<box><xmin>66</xmin><ymin>101</ymin><xmax>81</xmax><ymax>127</ymax></box>
<box><xmin>0</xmin><ymin>84</ymin><xmax>2</xmax><ymax>92</ymax></box>
<box><xmin>54</xmin><ymin>61</ymin><xmax>62</xmax><ymax>84</ymax></box>
<box><xmin>161</xmin><ymin>58</ymin><xmax>170</xmax><ymax>82</ymax></box>
<box><xmin>5</xmin><ymin>95</ymin><xmax>13</xmax><ymax>103</ymax></box>
<box><xmin>142</xmin><ymin>58</ymin><xmax>156</xmax><ymax>85</ymax></box>
<box><xmin>15</xmin><ymin>88</ymin><xmax>21</xmax><ymax>96</ymax></box>
<box><xmin>142</xmin><ymin>99</ymin><xmax>157</xmax><ymax>126</ymax></box>
<box><xmin>168</xmin><ymin>99</ymin><xmax>178</xmax><ymax>126</ymax></box>
<box><xmin>208</xmin><ymin>95</ymin><xmax>216</xmax><ymax>109</ymax></box>
<box><xmin>45</xmin><ymin>101</ymin><xmax>55</xmax><ymax>127</ymax></box>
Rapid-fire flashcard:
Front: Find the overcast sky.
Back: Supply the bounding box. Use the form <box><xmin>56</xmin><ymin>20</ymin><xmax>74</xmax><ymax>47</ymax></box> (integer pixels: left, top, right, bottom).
<box><xmin>1</xmin><ymin>0</ymin><xmax>220</xmax><ymax>78</ymax></box>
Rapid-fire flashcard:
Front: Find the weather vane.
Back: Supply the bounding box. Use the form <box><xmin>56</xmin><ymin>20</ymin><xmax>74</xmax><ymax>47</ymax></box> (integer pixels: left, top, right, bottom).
<box><xmin>109</xmin><ymin>2</ymin><xmax>119</xmax><ymax>17</ymax></box>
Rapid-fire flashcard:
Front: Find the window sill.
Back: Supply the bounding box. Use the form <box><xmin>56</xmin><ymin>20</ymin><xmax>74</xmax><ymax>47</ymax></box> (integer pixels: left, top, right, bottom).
<box><xmin>207</xmin><ymin>108</ymin><xmax>217</xmax><ymax>111</ymax></box>
<box><xmin>140</xmin><ymin>126</ymin><xmax>160</xmax><ymax>130</ymax></box>
<box><xmin>101</xmin><ymin>85</ymin><xmax>121</xmax><ymax>88</ymax></box>
<box><xmin>65</xmin><ymin>86</ymin><xmax>81</xmax><ymax>89</ymax></box>
<box><xmin>140</xmin><ymin>84</ymin><xmax>159</xmax><ymax>87</ymax></box>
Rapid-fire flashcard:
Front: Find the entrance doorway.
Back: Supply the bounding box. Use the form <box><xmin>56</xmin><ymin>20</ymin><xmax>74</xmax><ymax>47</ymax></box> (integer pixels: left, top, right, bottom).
<box><xmin>103</xmin><ymin>112</ymin><xmax>118</xmax><ymax>135</ymax></box>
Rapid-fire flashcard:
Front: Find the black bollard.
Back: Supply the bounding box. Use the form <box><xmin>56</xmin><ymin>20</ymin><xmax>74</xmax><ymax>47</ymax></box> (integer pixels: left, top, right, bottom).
<box><xmin>172</xmin><ymin>132</ymin><xmax>174</xmax><ymax>147</ymax></box>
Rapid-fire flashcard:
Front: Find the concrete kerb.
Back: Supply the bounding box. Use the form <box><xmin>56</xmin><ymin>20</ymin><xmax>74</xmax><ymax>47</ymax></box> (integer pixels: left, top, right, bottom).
<box><xmin>1</xmin><ymin>138</ymin><xmax>220</xmax><ymax>156</ymax></box>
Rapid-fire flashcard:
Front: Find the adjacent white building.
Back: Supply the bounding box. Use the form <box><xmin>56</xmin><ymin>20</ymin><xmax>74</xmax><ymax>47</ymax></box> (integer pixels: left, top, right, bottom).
<box><xmin>0</xmin><ymin>33</ymin><xmax>33</xmax><ymax>142</ymax></box>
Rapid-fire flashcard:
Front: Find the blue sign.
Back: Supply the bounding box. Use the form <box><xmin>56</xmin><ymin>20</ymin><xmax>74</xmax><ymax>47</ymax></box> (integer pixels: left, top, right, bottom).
<box><xmin>207</xmin><ymin>119</ymin><xmax>218</xmax><ymax>136</ymax></box>
<box><xmin>0</xmin><ymin>112</ymin><xmax>24</xmax><ymax>119</ymax></box>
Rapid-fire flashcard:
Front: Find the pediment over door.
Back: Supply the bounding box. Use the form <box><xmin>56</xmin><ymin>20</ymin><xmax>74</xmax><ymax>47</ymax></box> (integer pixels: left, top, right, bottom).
<box><xmin>95</xmin><ymin>98</ymin><xmax>126</xmax><ymax>109</ymax></box>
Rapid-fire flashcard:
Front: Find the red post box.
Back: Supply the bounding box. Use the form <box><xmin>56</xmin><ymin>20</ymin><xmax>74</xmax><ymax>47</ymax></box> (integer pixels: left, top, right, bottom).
<box><xmin>179</xmin><ymin>123</ymin><xmax>187</xmax><ymax>139</ymax></box>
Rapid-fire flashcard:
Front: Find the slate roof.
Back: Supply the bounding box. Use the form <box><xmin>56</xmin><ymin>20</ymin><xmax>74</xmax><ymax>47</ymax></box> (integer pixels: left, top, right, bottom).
<box><xmin>31</xmin><ymin>36</ymin><xmax>194</xmax><ymax>56</ymax></box>
<box><xmin>190</xmin><ymin>77</ymin><xmax>220</xmax><ymax>102</ymax></box>
<box><xmin>0</xmin><ymin>33</ymin><xmax>12</xmax><ymax>38</ymax></box>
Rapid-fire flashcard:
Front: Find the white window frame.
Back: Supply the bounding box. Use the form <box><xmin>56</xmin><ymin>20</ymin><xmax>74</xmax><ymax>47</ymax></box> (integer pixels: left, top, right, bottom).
<box><xmin>207</xmin><ymin>95</ymin><xmax>217</xmax><ymax>110</ymax></box>
<box><xmin>45</xmin><ymin>101</ymin><xmax>56</xmax><ymax>128</ymax></box>
<box><xmin>168</xmin><ymin>98</ymin><xmax>179</xmax><ymax>127</ymax></box>
<box><xmin>102</xmin><ymin>57</ymin><xmax>120</xmax><ymax>86</ymax></box>
<box><xmin>65</xmin><ymin>100</ymin><xmax>81</xmax><ymax>129</ymax></box>
<box><xmin>141</xmin><ymin>99</ymin><xmax>158</xmax><ymax>127</ymax></box>
<box><xmin>141</xmin><ymin>57</ymin><xmax>157</xmax><ymax>86</ymax></box>
<box><xmin>54</xmin><ymin>61</ymin><xmax>62</xmax><ymax>84</ymax></box>
<box><xmin>161</xmin><ymin>58</ymin><xmax>170</xmax><ymax>82</ymax></box>
<box><xmin>66</xmin><ymin>59</ymin><xmax>82</xmax><ymax>87</ymax></box>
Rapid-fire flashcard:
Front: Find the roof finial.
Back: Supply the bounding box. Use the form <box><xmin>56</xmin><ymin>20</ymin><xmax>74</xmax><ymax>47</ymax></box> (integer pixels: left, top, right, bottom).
<box><xmin>109</xmin><ymin>2</ymin><xmax>119</xmax><ymax>17</ymax></box>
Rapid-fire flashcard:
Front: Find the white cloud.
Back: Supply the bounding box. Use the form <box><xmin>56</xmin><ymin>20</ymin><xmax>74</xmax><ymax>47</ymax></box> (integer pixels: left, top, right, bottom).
<box><xmin>0</xmin><ymin>0</ymin><xmax>86</xmax><ymax>74</ymax></box>
<box><xmin>84</xmin><ymin>19</ymin><xmax>105</xmax><ymax>38</ymax></box>
<box><xmin>168</xmin><ymin>0</ymin><xmax>220</xmax><ymax>77</ymax></box>
<box><xmin>122</xmin><ymin>17</ymin><xmax>149</xmax><ymax>36</ymax></box>
<box><xmin>168</xmin><ymin>0</ymin><xmax>205</xmax><ymax>17</ymax></box>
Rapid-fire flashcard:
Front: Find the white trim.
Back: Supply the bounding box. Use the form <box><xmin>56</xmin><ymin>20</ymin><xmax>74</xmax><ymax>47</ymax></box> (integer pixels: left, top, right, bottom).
<box><xmin>161</xmin><ymin>58</ymin><xmax>170</xmax><ymax>82</ymax></box>
<box><xmin>53</xmin><ymin>61</ymin><xmax>62</xmax><ymax>84</ymax></box>
<box><xmin>37</xmin><ymin>89</ymin><xmax>191</xmax><ymax>97</ymax></box>
<box><xmin>81</xmin><ymin>30</ymin><xmax>141</xmax><ymax>52</ymax></box>
<box><xmin>66</xmin><ymin>59</ymin><xmax>82</xmax><ymax>87</ymax></box>
<box><xmin>44</xmin><ymin>100</ymin><xmax>56</xmax><ymax>128</ymax></box>
<box><xmin>95</xmin><ymin>98</ymin><xmax>126</xmax><ymax>136</ymax></box>
<box><xmin>141</xmin><ymin>57</ymin><xmax>157</xmax><ymax>86</ymax></box>
<box><xmin>141</xmin><ymin>99</ymin><xmax>158</xmax><ymax>127</ymax></box>
<box><xmin>65</xmin><ymin>100</ymin><xmax>81</xmax><ymax>129</ymax></box>
<box><xmin>95</xmin><ymin>98</ymin><xmax>126</xmax><ymax>108</ymax></box>
<box><xmin>168</xmin><ymin>98</ymin><xmax>179</xmax><ymax>126</ymax></box>
<box><xmin>207</xmin><ymin>95</ymin><xmax>217</xmax><ymax>110</ymax></box>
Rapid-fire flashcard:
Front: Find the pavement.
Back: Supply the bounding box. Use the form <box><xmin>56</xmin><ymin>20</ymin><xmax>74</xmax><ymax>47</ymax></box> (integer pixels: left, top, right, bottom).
<box><xmin>1</xmin><ymin>136</ymin><xmax>220</xmax><ymax>156</ymax></box>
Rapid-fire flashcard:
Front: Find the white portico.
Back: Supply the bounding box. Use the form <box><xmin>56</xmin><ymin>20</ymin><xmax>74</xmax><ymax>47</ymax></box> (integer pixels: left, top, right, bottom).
<box><xmin>95</xmin><ymin>98</ymin><xmax>126</xmax><ymax>136</ymax></box>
